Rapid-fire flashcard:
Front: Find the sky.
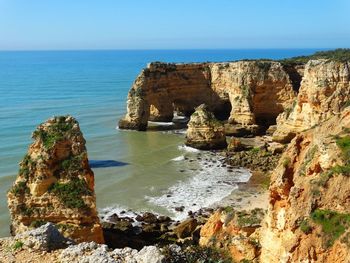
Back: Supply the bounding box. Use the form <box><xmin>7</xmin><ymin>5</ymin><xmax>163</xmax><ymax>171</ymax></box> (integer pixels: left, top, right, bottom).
<box><xmin>0</xmin><ymin>0</ymin><xmax>349</xmax><ymax>50</ymax></box>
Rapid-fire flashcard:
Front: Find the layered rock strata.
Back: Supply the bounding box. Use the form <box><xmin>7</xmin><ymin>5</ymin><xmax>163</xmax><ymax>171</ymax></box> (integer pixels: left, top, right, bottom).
<box><xmin>260</xmin><ymin>108</ymin><xmax>350</xmax><ymax>262</ymax></box>
<box><xmin>7</xmin><ymin>116</ymin><xmax>104</xmax><ymax>244</ymax></box>
<box><xmin>119</xmin><ymin>61</ymin><xmax>297</xmax><ymax>131</ymax></box>
<box><xmin>200</xmin><ymin>108</ymin><xmax>350</xmax><ymax>262</ymax></box>
<box><xmin>185</xmin><ymin>104</ymin><xmax>227</xmax><ymax>150</ymax></box>
<box><xmin>273</xmin><ymin>60</ymin><xmax>350</xmax><ymax>143</ymax></box>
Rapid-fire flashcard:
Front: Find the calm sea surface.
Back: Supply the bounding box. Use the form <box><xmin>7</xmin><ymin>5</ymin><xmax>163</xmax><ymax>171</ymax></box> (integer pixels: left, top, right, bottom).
<box><xmin>0</xmin><ymin>49</ymin><xmax>322</xmax><ymax>236</ymax></box>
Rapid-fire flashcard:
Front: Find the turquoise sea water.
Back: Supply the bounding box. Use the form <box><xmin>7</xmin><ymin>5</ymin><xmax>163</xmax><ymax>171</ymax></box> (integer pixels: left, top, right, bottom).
<box><xmin>0</xmin><ymin>49</ymin><xmax>322</xmax><ymax>237</ymax></box>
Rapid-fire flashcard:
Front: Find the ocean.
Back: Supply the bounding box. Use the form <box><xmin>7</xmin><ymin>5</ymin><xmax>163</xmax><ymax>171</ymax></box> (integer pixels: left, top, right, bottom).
<box><xmin>0</xmin><ymin>49</ymin><xmax>321</xmax><ymax>237</ymax></box>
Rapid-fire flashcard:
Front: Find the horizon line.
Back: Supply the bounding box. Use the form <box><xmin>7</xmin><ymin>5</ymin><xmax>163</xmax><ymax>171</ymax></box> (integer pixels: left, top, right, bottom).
<box><xmin>0</xmin><ymin>47</ymin><xmax>341</xmax><ymax>52</ymax></box>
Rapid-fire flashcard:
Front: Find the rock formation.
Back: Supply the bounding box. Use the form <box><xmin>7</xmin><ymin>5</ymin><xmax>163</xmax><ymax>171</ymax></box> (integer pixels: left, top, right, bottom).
<box><xmin>119</xmin><ymin>61</ymin><xmax>297</xmax><ymax>132</ymax></box>
<box><xmin>185</xmin><ymin>104</ymin><xmax>227</xmax><ymax>150</ymax></box>
<box><xmin>273</xmin><ymin>60</ymin><xmax>350</xmax><ymax>143</ymax></box>
<box><xmin>260</xmin><ymin>108</ymin><xmax>350</xmax><ymax>262</ymax></box>
<box><xmin>200</xmin><ymin>208</ymin><xmax>265</xmax><ymax>262</ymax></box>
<box><xmin>7</xmin><ymin>116</ymin><xmax>104</xmax><ymax>244</ymax></box>
<box><xmin>199</xmin><ymin>108</ymin><xmax>350</xmax><ymax>262</ymax></box>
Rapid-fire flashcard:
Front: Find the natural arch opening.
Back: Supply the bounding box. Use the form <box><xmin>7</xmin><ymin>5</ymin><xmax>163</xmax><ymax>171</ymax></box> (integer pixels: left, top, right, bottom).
<box><xmin>214</xmin><ymin>100</ymin><xmax>232</xmax><ymax>121</ymax></box>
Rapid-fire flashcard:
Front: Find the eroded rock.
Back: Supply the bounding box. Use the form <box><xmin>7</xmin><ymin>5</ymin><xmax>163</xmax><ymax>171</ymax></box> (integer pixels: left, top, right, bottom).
<box><xmin>185</xmin><ymin>104</ymin><xmax>227</xmax><ymax>150</ymax></box>
<box><xmin>261</xmin><ymin>108</ymin><xmax>350</xmax><ymax>262</ymax></box>
<box><xmin>273</xmin><ymin>59</ymin><xmax>350</xmax><ymax>143</ymax></box>
<box><xmin>7</xmin><ymin>116</ymin><xmax>104</xmax><ymax>244</ymax></box>
<box><xmin>119</xmin><ymin>61</ymin><xmax>297</xmax><ymax>133</ymax></box>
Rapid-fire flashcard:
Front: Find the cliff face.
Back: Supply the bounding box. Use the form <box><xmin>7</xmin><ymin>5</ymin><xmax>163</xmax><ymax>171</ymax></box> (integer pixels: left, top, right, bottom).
<box><xmin>119</xmin><ymin>61</ymin><xmax>296</xmax><ymax>131</ymax></box>
<box><xmin>210</xmin><ymin>61</ymin><xmax>296</xmax><ymax>126</ymax></box>
<box><xmin>119</xmin><ymin>63</ymin><xmax>212</xmax><ymax>131</ymax></box>
<box><xmin>261</xmin><ymin>108</ymin><xmax>350</xmax><ymax>262</ymax></box>
<box><xmin>185</xmin><ymin>104</ymin><xmax>227</xmax><ymax>150</ymax></box>
<box><xmin>273</xmin><ymin>60</ymin><xmax>350</xmax><ymax>143</ymax></box>
<box><xmin>7</xmin><ymin>116</ymin><xmax>104</xmax><ymax>244</ymax></box>
<box><xmin>199</xmin><ymin>108</ymin><xmax>350</xmax><ymax>262</ymax></box>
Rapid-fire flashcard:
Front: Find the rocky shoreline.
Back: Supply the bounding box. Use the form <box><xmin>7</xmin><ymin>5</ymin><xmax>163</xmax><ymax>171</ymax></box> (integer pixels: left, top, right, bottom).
<box><xmin>2</xmin><ymin>49</ymin><xmax>350</xmax><ymax>262</ymax></box>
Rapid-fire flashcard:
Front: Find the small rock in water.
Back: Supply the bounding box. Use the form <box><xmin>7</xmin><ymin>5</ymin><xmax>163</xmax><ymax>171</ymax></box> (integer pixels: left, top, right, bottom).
<box><xmin>175</xmin><ymin>206</ymin><xmax>185</xmax><ymax>212</ymax></box>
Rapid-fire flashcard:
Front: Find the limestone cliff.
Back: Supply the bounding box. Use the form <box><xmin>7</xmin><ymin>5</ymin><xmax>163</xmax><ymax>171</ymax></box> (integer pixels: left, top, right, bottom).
<box><xmin>260</xmin><ymin>108</ymin><xmax>350</xmax><ymax>262</ymax></box>
<box><xmin>200</xmin><ymin>108</ymin><xmax>350</xmax><ymax>262</ymax></box>
<box><xmin>119</xmin><ymin>61</ymin><xmax>296</xmax><ymax>132</ymax></box>
<box><xmin>7</xmin><ymin>116</ymin><xmax>104</xmax><ymax>244</ymax></box>
<box><xmin>273</xmin><ymin>60</ymin><xmax>350</xmax><ymax>143</ymax></box>
<box><xmin>185</xmin><ymin>104</ymin><xmax>227</xmax><ymax>150</ymax></box>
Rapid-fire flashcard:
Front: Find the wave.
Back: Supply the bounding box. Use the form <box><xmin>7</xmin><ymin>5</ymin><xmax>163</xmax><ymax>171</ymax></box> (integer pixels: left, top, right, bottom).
<box><xmin>146</xmin><ymin>154</ymin><xmax>251</xmax><ymax>221</ymax></box>
<box><xmin>178</xmin><ymin>145</ymin><xmax>200</xmax><ymax>153</ymax></box>
<box><xmin>171</xmin><ymin>155</ymin><xmax>185</xmax><ymax>161</ymax></box>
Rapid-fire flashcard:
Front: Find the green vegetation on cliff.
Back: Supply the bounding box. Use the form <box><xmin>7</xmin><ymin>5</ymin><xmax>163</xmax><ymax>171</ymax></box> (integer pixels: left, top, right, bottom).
<box><xmin>280</xmin><ymin>48</ymin><xmax>350</xmax><ymax>65</ymax></box>
<box><xmin>32</xmin><ymin>116</ymin><xmax>75</xmax><ymax>149</ymax></box>
<box><xmin>49</xmin><ymin>178</ymin><xmax>91</xmax><ymax>209</ymax></box>
<box><xmin>311</xmin><ymin>209</ymin><xmax>350</xmax><ymax>247</ymax></box>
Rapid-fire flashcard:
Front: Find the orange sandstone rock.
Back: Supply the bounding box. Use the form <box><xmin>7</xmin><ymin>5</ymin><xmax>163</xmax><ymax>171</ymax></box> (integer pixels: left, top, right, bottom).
<box><xmin>7</xmin><ymin>116</ymin><xmax>104</xmax><ymax>244</ymax></box>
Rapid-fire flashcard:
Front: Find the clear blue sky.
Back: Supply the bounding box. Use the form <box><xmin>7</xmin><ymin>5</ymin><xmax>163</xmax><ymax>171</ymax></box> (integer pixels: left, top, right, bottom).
<box><xmin>0</xmin><ymin>0</ymin><xmax>349</xmax><ymax>50</ymax></box>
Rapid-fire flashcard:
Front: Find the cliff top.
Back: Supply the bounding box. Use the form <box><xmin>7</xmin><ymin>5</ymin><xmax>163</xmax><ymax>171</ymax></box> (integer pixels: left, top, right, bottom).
<box><xmin>145</xmin><ymin>49</ymin><xmax>350</xmax><ymax>68</ymax></box>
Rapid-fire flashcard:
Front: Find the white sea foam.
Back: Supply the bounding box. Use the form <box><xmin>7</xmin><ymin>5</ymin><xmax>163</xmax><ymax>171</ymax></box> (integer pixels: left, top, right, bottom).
<box><xmin>171</xmin><ymin>155</ymin><xmax>185</xmax><ymax>161</ymax></box>
<box><xmin>146</xmin><ymin>154</ymin><xmax>251</xmax><ymax>221</ymax></box>
<box><xmin>148</xmin><ymin>121</ymin><xmax>174</xmax><ymax>126</ymax></box>
<box><xmin>178</xmin><ymin>145</ymin><xmax>200</xmax><ymax>153</ymax></box>
<box><xmin>99</xmin><ymin>205</ymin><xmax>139</xmax><ymax>222</ymax></box>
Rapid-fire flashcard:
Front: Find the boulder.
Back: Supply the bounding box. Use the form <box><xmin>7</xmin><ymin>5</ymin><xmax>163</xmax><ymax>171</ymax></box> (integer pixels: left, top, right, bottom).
<box><xmin>173</xmin><ymin>218</ymin><xmax>198</xmax><ymax>239</ymax></box>
<box><xmin>185</xmin><ymin>104</ymin><xmax>227</xmax><ymax>150</ymax></box>
<box><xmin>16</xmin><ymin>223</ymin><xmax>70</xmax><ymax>251</ymax></box>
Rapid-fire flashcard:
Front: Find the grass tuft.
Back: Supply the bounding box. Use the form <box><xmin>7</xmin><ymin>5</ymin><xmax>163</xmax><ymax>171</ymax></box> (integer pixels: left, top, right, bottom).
<box><xmin>49</xmin><ymin>178</ymin><xmax>91</xmax><ymax>209</ymax></box>
<box><xmin>311</xmin><ymin>209</ymin><xmax>350</xmax><ymax>247</ymax></box>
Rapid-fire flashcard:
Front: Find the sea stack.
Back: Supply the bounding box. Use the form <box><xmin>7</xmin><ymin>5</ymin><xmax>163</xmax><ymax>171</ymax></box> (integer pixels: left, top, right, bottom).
<box><xmin>7</xmin><ymin>116</ymin><xmax>104</xmax><ymax>244</ymax></box>
<box><xmin>185</xmin><ymin>104</ymin><xmax>227</xmax><ymax>150</ymax></box>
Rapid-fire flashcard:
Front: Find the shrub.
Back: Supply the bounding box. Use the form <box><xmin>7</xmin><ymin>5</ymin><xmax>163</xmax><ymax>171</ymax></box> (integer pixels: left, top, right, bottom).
<box><xmin>61</xmin><ymin>154</ymin><xmax>84</xmax><ymax>172</ymax></box>
<box><xmin>29</xmin><ymin>220</ymin><xmax>47</xmax><ymax>228</ymax></box>
<box><xmin>13</xmin><ymin>241</ymin><xmax>24</xmax><ymax>250</ymax></box>
<box><xmin>49</xmin><ymin>178</ymin><xmax>91</xmax><ymax>209</ymax></box>
<box><xmin>299</xmin><ymin>219</ymin><xmax>312</xmax><ymax>234</ymax></box>
<box><xmin>162</xmin><ymin>245</ymin><xmax>232</xmax><ymax>263</ymax></box>
<box><xmin>236</xmin><ymin>208</ymin><xmax>264</xmax><ymax>228</ymax></box>
<box><xmin>250</xmin><ymin>147</ymin><xmax>260</xmax><ymax>154</ymax></box>
<box><xmin>311</xmin><ymin>209</ymin><xmax>350</xmax><ymax>247</ymax></box>
<box><xmin>256</xmin><ymin>61</ymin><xmax>271</xmax><ymax>72</ymax></box>
<box><xmin>19</xmin><ymin>205</ymin><xmax>34</xmax><ymax>216</ymax></box>
<box><xmin>32</xmin><ymin>116</ymin><xmax>74</xmax><ymax>149</ymax></box>
<box><xmin>282</xmin><ymin>157</ymin><xmax>291</xmax><ymax>168</ymax></box>
<box><xmin>336</xmin><ymin>136</ymin><xmax>350</xmax><ymax>163</ymax></box>
<box><xmin>280</xmin><ymin>48</ymin><xmax>350</xmax><ymax>65</ymax></box>
<box><xmin>10</xmin><ymin>181</ymin><xmax>28</xmax><ymax>196</ymax></box>
<box><xmin>331</xmin><ymin>165</ymin><xmax>350</xmax><ymax>176</ymax></box>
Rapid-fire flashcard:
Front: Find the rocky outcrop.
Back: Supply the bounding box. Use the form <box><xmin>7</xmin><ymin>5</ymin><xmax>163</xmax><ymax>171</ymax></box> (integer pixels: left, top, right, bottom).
<box><xmin>185</xmin><ymin>104</ymin><xmax>227</xmax><ymax>150</ymax></box>
<box><xmin>273</xmin><ymin>60</ymin><xmax>350</xmax><ymax>143</ymax></box>
<box><xmin>7</xmin><ymin>116</ymin><xmax>104</xmax><ymax>244</ymax></box>
<box><xmin>200</xmin><ymin>208</ymin><xmax>265</xmax><ymax>262</ymax></box>
<box><xmin>119</xmin><ymin>61</ymin><xmax>297</xmax><ymax>132</ymax></box>
<box><xmin>260</xmin><ymin>108</ymin><xmax>350</xmax><ymax>262</ymax></box>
